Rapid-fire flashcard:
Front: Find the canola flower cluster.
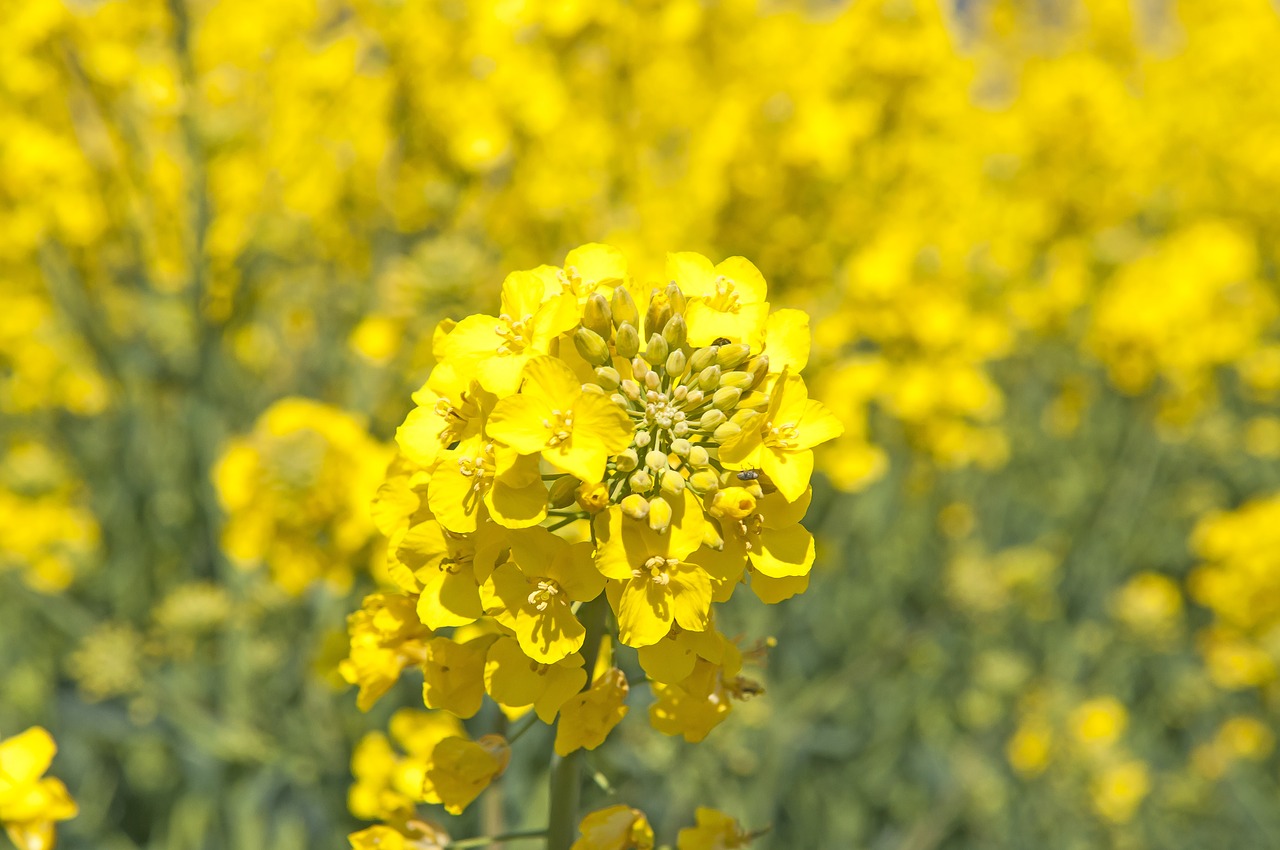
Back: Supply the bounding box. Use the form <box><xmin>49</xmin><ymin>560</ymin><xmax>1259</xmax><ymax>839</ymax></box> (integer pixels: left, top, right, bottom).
<box><xmin>0</xmin><ymin>728</ymin><xmax>76</xmax><ymax>850</ymax></box>
<box><xmin>340</xmin><ymin>245</ymin><xmax>840</xmax><ymax>843</ymax></box>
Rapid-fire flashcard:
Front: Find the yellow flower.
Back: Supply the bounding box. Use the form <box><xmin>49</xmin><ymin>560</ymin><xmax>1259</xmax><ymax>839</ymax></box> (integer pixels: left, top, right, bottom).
<box><xmin>718</xmin><ymin>373</ymin><xmax>844</xmax><ymax>502</ymax></box>
<box><xmin>348</xmin><ymin>822</ymin><xmax>450</xmax><ymax>850</ymax></box>
<box><xmin>554</xmin><ymin>667</ymin><xmax>629</xmax><ymax>756</ymax></box>
<box><xmin>595</xmin><ymin>493</ymin><xmax>714</xmax><ymax>647</ymax></box>
<box><xmin>427</xmin><ymin>436</ymin><xmax>546</xmax><ymax>534</ymax></box>
<box><xmin>424</xmin><ymin>735</ymin><xmax>510</xmax><ymax>815</ymax></box>
<box><xmin>487</xmin><ymin>356</ymin><xmax>634</xmax><ymax>484</ymax></box>
<box><xmin>1089</xmin><ymin>760</ymin><xmax>1150</xmax><ymax>824</ymax></box>
<box><xmin>1070</xmin><ymin>697</ymin><xmax>1128</xmax><ymax>750</ymax></box>
<box><xmin>636</xmin><ymin>626</ymin><xmax>731</xmax><ymax>685</ymax></box>
<box><xmin>441</xmin><ymin>272</ymin><xmax>580</xmax><ymax>396</ymax></box>
<box><xmin>395</xmin><ymin>366</ymin><xmax>494</xmax><ymax>469</ymax></box>
<box><xmin>700</xmin><ymin>486</ymin><xmax>815</xmax><ymax>587</ymax></box>
<box><xmin>668</xmin><ymin>253</ymin><xmax>770</xmax><ymax>348</ymax></box>
<box><xmin>422</xmin><ymin>634</ymin><xmax>496</xmax><ymax>719</ymax></box>
<box><xmin>340</xmin><ymin>594</ymin><xmax>432</xmax><ymax>711</ymax></box>
<box><xmin>572</xmin><ymin>805</ymin><xmax>654</xmax><ymax>850</ymax></box>
<box><xmin>676</xmin><ymin>808</ymin><xmax>756</xmax><ymax>850</ymax></box>
<box><xmin>482</xmin><ymin>636</ymin><xmax>587</xmax><ymax>722</ymax></box>
<box><xmin>648</xmin><ymin>651</ymin><xmax>756</xmax><ymax>743</ymax></box>
<box><xmin>392</xmin><ymin>520</ymin><xmax>507</xmax><ymax>630</ymax></box>
<box><xmin>0</xmin><ymin>728</ymin><xmax>77</xmax><ymax>850</ymax></box>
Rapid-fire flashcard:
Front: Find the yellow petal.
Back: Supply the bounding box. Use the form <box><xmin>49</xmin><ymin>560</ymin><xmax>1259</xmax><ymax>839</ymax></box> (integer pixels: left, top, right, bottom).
<box><xmin>760</xmin><ymin>447</ymin><xmax>813</xmax><ymax>503</ymax></box>
<box><xmin>764</xmin><ymin>308</ymin><xmax>811</xmax><ymax>373</ymax></box>
<box><xmin>486</xmin><ymin>477</ymin><xmax>548</xmax><ymax>529</ymax></box>
<box><xmin>668</xmin><ymin>566</ymin><xmax>712</xmax><ymax>633</ymax></box>
<box><xmin>0</xmin><ymin>728</ymin><xmax>55</xmax><ymax>789</ymax></box>
<box><xmin>617</xmin><ymin>580</ymin><xmax>674</xmax><ymax>647</ymax></box>
<box><xmin>749</xmin><ymin>523</ymin><xmax>815</xmax><ymax>578</ymax></box>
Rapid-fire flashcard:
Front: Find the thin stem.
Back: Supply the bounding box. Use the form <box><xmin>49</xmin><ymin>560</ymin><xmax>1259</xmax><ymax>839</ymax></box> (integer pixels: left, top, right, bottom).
<box><xmin>446</xmin><ymin>828</ymin><xmax>548</xmax><ymax>849</ymax></box>
<box><xmin>507</xmin><ymin>712</ymin><xmax>540</xmax><ymax>746</ymax></box>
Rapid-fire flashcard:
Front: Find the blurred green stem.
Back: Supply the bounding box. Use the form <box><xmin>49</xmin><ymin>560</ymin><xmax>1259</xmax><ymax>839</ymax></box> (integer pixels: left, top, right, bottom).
<box><xmin>545</xmin><ymin>597</ymin><xmax>607</xmax><ymax>850</ymax></box>
<box><xmin>447</xmin><ymin>829</ymin><xmax>547</xmax><ymax>849</ymax></box>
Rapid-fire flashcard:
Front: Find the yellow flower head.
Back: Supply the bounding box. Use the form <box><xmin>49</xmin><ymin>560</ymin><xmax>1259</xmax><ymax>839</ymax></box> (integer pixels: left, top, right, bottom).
<box><xmin>572</xmin><ymin>805</ymin><xmax>654</xmax><ymax>850</ymax></box>
<box><xmin>0</xmin><ymin>728</ymin><xmax>77</xmax><ymax>850</ymax></box>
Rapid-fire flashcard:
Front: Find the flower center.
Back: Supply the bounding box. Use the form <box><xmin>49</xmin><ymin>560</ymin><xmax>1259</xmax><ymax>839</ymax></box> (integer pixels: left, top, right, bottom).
<box><xmin>494</xmin><ymin>312</ymin><xmax>534</xmax><ymax>355</ymax></box>
<box><xmin>764</xmin><ymin>420</ymin><xmax>799</xmax><ymax>450</ymax></box>
<box><xmin>456</xmin><ymin>442</ymin><xmax>497</xmax><ymax>492</ymax></box>
<box><xmin>709</xmin><ymin>275</ymin><xmax>742</xmax><ymax>311</ymax></box>
<box><xmin>526</xmin><ymin>579</ymin><xmax>562</xmax><ymax>611</ymax></box>
<box><xmin>541</xmin><ymin>408</ymin><xmax>574</xmax><ymax>447</ymax></box>
<box><xmin>635</xmin><ymin>555</ymin><xmax>679</xmax><ymax>585</ymax></box>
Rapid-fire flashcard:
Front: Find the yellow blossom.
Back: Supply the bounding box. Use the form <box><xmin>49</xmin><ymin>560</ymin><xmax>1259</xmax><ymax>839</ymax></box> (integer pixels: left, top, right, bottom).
<box><xmin>572</xmin><ymin>805</ymin><xmax>654</xmax><ymax>850</ymax></box>
<box><xmin>0</xmin><ymin>728</ymin><xmax>77</xmax><ymax>850</ymax></box>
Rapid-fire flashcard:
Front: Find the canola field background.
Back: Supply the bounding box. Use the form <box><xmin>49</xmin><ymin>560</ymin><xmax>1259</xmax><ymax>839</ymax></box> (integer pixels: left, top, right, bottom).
<box><xmin>4</xmin><ymin>0</ymin><xmax>1280</xmax><ymax>847</ymax></box>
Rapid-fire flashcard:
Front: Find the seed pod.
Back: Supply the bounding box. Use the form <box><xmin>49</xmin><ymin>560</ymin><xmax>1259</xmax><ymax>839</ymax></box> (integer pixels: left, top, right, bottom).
<box><xmin>583</xmin><ymin>293</ymin><xmax>613</xmax><ymax>338</ymax></box>
<box><xmin>547</xmin><ymin>475</ymin><xmax>580</xmax><ymax>509</ymax></box>
<box><xmin>699</xmin><ymin>409</ymin><xmax>727</xmax><ymax>430</ymax></box>
<box><xmin>574</xmin><ymin>328</ymin><xmax>611</xmax><ymax>366</ymax></box>
<box><xmin>698</xmin><ymin>365</ymin><xmax>722</xmax><ymax>392</ymax></box>
<box><xmin>646</xmin><ymin>292</ymin><xmax>673</xmax><ymax>335</ymax></box>
<box><xmin>644</xmin><ymin>333</ymin><xmax>669</xmax><ymax>367</ymax></box>
<box><xmin>716</xmin><ymin>343</ymin><xmax>752</xmax><ymax>370</ymax></box>
<box><xmin>660</xmin><ymin>471</ymin><xmax>686</xmax><ymax>496</ymax></box>
<box><xmin>611</xmin><ymin>286</ymin><xmax>639</xmax><ymax>329</ymax></box>
<box><xmin>629</xmin><ymin>469</ymin><xmax>653</xmax><ymax>492</ymax></box>
<box><xmin>665</xmin><ymin>349</ymin><xmax>687</xmax><ymax>378</ymax></box>
<box><xmin>688</xmin><ymin>346</ymin><xmax>718</xmax><ymax>374</ymax></box>
<box><xmin>713</xmin><ymin>421</ymin><xmax>742</xmax><ymax>442</ymax></box>
<box><xmin>594</xmin><ymin>366</ymin><xmax>621</xmax><ymax>390</ymax></box>
<box><xmin>615</xmin><ymin>447</ymin><xmax>639</xmax><ymax>472</ymax></box>
<box><xmin>665</xmin><ymin>283</ymin><xmax>687</xmax><ymax>316</ymax></box>
<box><xmin>689</xmin><ymin>469</ymin><xmax>720</xmax><ymax>494</ymax></box>
<box><xmin>713</xmin><ymin>386</ymin><xmax>742</xmax><ymax>411</ymax></box>
<box><xmin>719</xmin><ymin>370</ymin><xmax>754</xmax><ymax>390</ymax></box>
<box><xmin>662</xmin><ymin>314</ymin><xmax>687</xmax><ymax>350</ymax></box>
<box><xmin>615</xmin><ymin>322</ymin><xmax>640</xmax><ymax>358</ymax></box>
<box><xmin>620</xmin><ymin>493</ymin><xmax>650</xmax><ymax>520</ymax></box>
<box><xmin>647</xmin><ymin>496</ymin><xmax>673</xmax><ymax>533</ymax></box>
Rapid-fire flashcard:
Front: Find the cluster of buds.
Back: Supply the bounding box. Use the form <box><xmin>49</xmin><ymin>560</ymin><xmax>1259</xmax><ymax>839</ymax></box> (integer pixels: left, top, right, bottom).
<box><xmin>341</xmin><ymin>244</ymin><xmax>842</xmax><ymax>836</ymax></box>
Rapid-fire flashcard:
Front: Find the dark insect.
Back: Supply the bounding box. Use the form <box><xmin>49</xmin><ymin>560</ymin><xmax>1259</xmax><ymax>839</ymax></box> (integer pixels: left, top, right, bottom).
<box><xmin>736</xmin><ymin>469</ymin><xmax>777</xmax><ymax>494</ymax></box>
<box><xmin>736</xmin><ymin>470</ymin><xmax>761</xmax><ymax>481</ymax></box>
<box><xmin>711</xmin><ymin>337</ymin><xmax>732</xmax><ymax>346</ymax></box>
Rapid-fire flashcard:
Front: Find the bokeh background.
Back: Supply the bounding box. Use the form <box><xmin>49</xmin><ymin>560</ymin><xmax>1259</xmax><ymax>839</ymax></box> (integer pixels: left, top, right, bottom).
<box><xmin>4</xmin><ymin>0</ymin><xmax>1280</xmax><ymax>847</ymax></box>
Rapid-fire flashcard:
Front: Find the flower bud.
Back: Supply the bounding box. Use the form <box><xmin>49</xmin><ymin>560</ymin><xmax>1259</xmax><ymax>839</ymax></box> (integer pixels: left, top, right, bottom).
<box><xmin>621</xmin><ymin>379</ymin><xmax>641</xmax><ymax>400</ymax></box>
<box><xmin>647</xmin><ymin>496</ymin><xmax>673</xmax><ymax>533</ymax></box>
<box><xmin>644</xmin><ymin>450</ymin><xmax>668</xmax><ymax>471</ymax></box>
<box><xmin>611</xmin><ymin>286</ymin><xmax>639</xmax><ymax>328</ymax></box>
<box><xmin>689</xmin><ymin>346</ymin><xmax>719</xmax><ymax>373</ymax></box>
<box><xmin>620</xmin><ymin>493</ymin><xmax>650</xmax><ymax>520</ymax></box>
<box><xmin>713</xmin><ymin>386</ymin><xmax>742</xmax><ymax>411</ymax></box>
<box><xmin>688</xmin><ymin>445</ymin><xmax>710</xmax><ymax>466</ymax></box>
<box><xmin>629</xmin><ymin>469</ymin><xmax>653</xmax><ymax>492</ymax></box>
<box><xmin>699</xmin><ymin>409</ymin><xmax>727</xmax><ymax>430</ymax></box>
<box><xmin>580</xmin><ymin>382</ymin><xmax>604</xmax><ymax>395</ymax></box>
<box><xmin>583</xmin><ymin>293</ymin><xmax>613</xmax><ymax>338</ymax></box>
<box><xmin>646</xmin><ymin>292</ymin><xmax>673</xmax><ymax>335</ymax></box>
<box><xmin>716</xmin><ymin>343</ymin><xmax>752</xmax><ymax>370</ymax></box>
<box><xmin>644</xmin><ymin>370</ymin><xmax>661</xmax><ymax>391</ymax></box>
<box><xmin>634</xmin><ymin>431</ymin><xmax>652</xmax><ymax>447</ymax></box>
<box><xmin>660</xmin><ymin>470</ymin><xmax>686</xmax><ymax>496</ymax></box>
<box><xmin>662</xmin><ymin>314</ymin><xmax>687</xmax><ymax>350</ymax></box>
<box><xmin>574</xmin><ymin>327</ymin><xmax>611</xmax><ymax>366</ymax></box>
<box><xmin>673</xmin><ymin>420</ymin><xmax>691</xmax><ymax>437</ymax></box>
<box><xmin>712</xmin><ymin>487</ymin><xmax>757</xmax><ymax>520</ymax></box>
<box><xmin>713</xmin><ymin>421</ymin><xmax>742</xmax><ymax>442</ymax></box>
<box><xmin>689</xmin><ymin>469</ymin><xmax>721</xmax><ymax>494</ymax></box>
<box><xmin>665</xmin><ymin>283</ymin><xmax>687</xmax><ymax>316</ymax></box>
<box><xmin>644</xmin><ymin>333</ymin><xmax>669</xmax><ymax>367</ymax></box>
<box><xmin>547</xmin><ymin>475</ymin><xmax>580</xmax><ymax>508</ymax></box>
<box><xmin>698</xmin><ymin>365</ymin><xmax>721</xmax><ymax>392</ymax></box>
<box><xmin>670</xmin><ymin>438</ymin><xmax>692</xmax><ymax>457</ymax></box>
<box><xmin>719</xmin><ymin>370</ymin><xmax>754</xmax><ymax>390</ymax></box>
<box><xmin>615</xmin><ymin>322</ymin><xmax>640</xmax><ymax>358</ymax></box>
<box><xmin>594</xmin><ymin>366</ymin><xmax>621</xmax><ymax>390</ymax></box>
<box><xmin>615</xmin><ymin>447</ymin><xmax>639</xmax><ymax>472</ymax></box>
<box><xmin>610</xmin><ymin>392</ymin><xmax>628</xmax><ymax>407</ymax></box>
<box><xmin>746</xmin><ymin>354</ymin><xmax>770</xmax><ymax>389</ymax></box>
<box><xmin>685</xmin><ymin>389</ymin><xmax>705</xmax><ymax>406</ymax></box>
<box><xmin>576</xmin><ymin>480</ymin><xmax>610</xmax><ymax>514</ymax></box>
<box><xmin>665</xmin><ymin>349</ymin><xmax>687</xmax><ymax>378</ymax></box>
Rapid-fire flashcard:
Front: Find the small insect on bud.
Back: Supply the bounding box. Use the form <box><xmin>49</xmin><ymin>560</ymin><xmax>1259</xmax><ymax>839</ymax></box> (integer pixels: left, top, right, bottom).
<box><xmin>629</xmin><ymin>469</ymin><xmax>653</xmax><ymax>492</ymax></box>
<box><xmin>644</xmin><ymin>333</ymin><xmax>669</xmax><ymax>367</ymax></box>
<box><xmin>660</xmin><ymin>470</ymin><xmax>686</xmax><ymax>496</ymax></box>
<box><xmin>583</xmin><ymin>292</ymin><xmax>613</xmax><ymax>338</ymax></box>
<box><xmin>611</xmin><ymin>286</ymin><xmax>639</xmax><ymax>329</ymax></box>
<box><xmin>662</xmin><ymin>314</ymin><xmax>687</xmax><ymax>350</ymax></box>
<box><xmin>547</xmin><ymin>475</ymin><xmax>580</xmax><ymax>509</ymax></box>
<box><xmin>594</xmin><ymin>366</ymin><xmax>621</xmax><ymax>390</ymax></box>
<box><xmin>620</xmin><ymin>493</ymin><xmax>650</xmax><ymax>520</ymax></box>
<box><xmin>615</xmin><ymin>322</ymin><xmax>640</xmax><ymax>359</ymax></box>
<box><xmin>647</xmin><ymin>496</ymin><xmax>673</xmax><ymax>533</ymax></box>
<box><xmin>576</xmin><ymin>480</ymin><xmax>610</xmax><ymax>514</ymax></box>
<box><xmin>664</xmin><ymin>283</ymin><xmax>687</xmax><ymax>316</ymax></box>
<box><xmin>698</xmin><ymin>365</ymin><xmax>721</xmax><ymax>392</ymax></box>
<box><xmin>615</xmin><ymin>447</ymin><xmax>639</xmax><ymax>472</ymax></box>
<box><xmin>699</xmin><ymin>409</ymin><xmax>727</xmax><ymax>430</ymax></box>
<box><xmin>574</xmin><ymin>327</ymin><xmax>611</xmax><ymax>366</ymax></box>
<box><xmin>713</xmin><ymin>421</ymin><xmax>742</xmax><ymax>442</ymax></box>
<box><xmin>719</xmin><ymin>370</ymin><xmax>754</xmax><ymax>390</ymax></box>
<box><xmin>665</xmin><ymin>349</ymin><xmax>687</xmax><ymax>378</ymax></box>
<box><xmin>712</xmin><ymin>386</ymin><xmax>742</xmax><ymax>411</ymax></box>
<box><xmin>646</xmin><ymin>292</ymin><xmax>673</xmax><ymax>336</ymax></box>
<box><xmin>688</xmin><ymin>445</ymin><xmax>709</xmax><ymax>466</ymax></box>
<box><xmin>645</xmin><ymin>449</ymin><xmax>668</xmax><ymax>471</ymax></box>
<box><xmin>689</xmin><ymin>346</ymin><xmax>719</xmax><ymax>374</ymax></box>
<box><xmin>716</xmin><ymin>343</ymin><xmax>752</xmax><ymax>370</ymax></box>
<box><xmin>689</xmin><ymin>469</ymin><xmax>721</xmax><ymax>494</ymax></box>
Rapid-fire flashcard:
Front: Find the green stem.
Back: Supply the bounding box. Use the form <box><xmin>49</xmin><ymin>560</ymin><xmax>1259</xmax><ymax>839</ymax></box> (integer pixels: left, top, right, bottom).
<box><xmin>446</xmin><ymin>828</ymin><xmax>548</xmax><ymax>848</ymax></box>
<box><xmin>545</xmin><ymin>597</ymin><xmax>608</xmax><ymax>850</ymax></box>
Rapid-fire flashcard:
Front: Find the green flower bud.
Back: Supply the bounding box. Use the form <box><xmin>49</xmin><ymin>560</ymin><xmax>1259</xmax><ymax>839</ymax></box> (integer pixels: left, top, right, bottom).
<box><xmin>713</xmin><ymin>421</ymin><xmax>742</xmax><ymax>442</ymax></box>
<box><xmin>644</xmin><ymin>450</ymin><xmax>668</xmax><ymax>471</ymax></box>
<box><xmin>620</xmin><ymin>493</ymin><xmax>650</xmax><ymax>520</ymax></box>
<box><xmin>547</xmin><ymin>475</ymin><xmax>580</xmax><ymax>509</ymax></box>
<box><xmin>719</xmin><ymin>370</ymin><xmax>754</xmax><ymax>390</ymax></box>
<box><xmin>644</xmin><ymin>333</ymin><xmax>669</xmax><ymax>367</ymax></box>
<box><xmin>621</xmin><ymin>379</ymin><xmax>641</xmax><ymax>400</ymax></box>
<box><xmin>689</xmin><ymin>469</ymin><xmax>721</xmax><ymax>494</ymax></box>
<box><xmin>646</xmin><ymin>293</ymin><xmax>673</xmax><ymax>336</ymax></box>
<box><xmin>629</xmin><ymin>469</ymin><xmax>653</xmax><ymax>492</ymax></box>
<box><xmin>594</xmin><ymin>366</ymin><xmax>621</xmax><ymax>390</ymax></box>
<box><xmin>699</xmin><ymin>409</ymin><xmax>727</xmax><ymax>430</ymax></box>
<box><xmin>611</xmin><ymin>286</ymin><xmax>639</xmax><ymax>328</ymax></box>
<box><xmin>660</xmin><ymin>470</ymin><xmax>686</xmax><ymax>496</ymax></box>
<box><xmin>647</xmin><ymin>496</ymin><xmax>673</xmax><ymax>533</ymax></box>
<box><xmin>574</xmin><ymin>327</ymin><xmax>611</xmax><ymax>366</ymax></box>
<box><xmin>746</xmin><ymin>354</ymin><xmax>770</xmax><ymax>390</ymax></box>
<box><xmin>665</xmin><ymin>349</ymin><xmax>687</xmax><ymax>378</ymax></box>
<box><xmin>662</xmin><ymin>314</ymin><xmax>687</xmax><ymax>350</ymax></box>
<box><xmin>713</xmin><ymin>386</ymin><xmax>742</xmax><ymax>411</ymax></box>
<box><xmin>688</xmin><ymin>445</ymin><xmax>710</xmax><ymax>467</ymax></box>
<box><xmin>583</xmin><ymin>293</ymin><xmax>613</xmax><ymax>338</ymax></box>
<box><xmin>716</xmin><ymin>343</ymin><xmax>752</xmax><ymax>370</ymax></box>
<box><xmin>670</xmin><ymin>438</ymin><xmax>692</xmax><ymax>457</ymax></box>
<box><xmin>689</xmin><ymin>346</ymin><xmax>719</xmax><ymax>373</ymax></box>
<box><xmin>615</xmin><ymin>322</ymin><xmax>640</xmax><ymax>359</ymax></box>
<box><xmin>665</xmin><ymin>283</ymin><xmax>687</xmax><ymax>316</ymax></box>
<box><xmin>580</xmin><ymin>383</ymin><xmax>605</xmax><ymax>395</ymax></box>
<box><xmin>698</xmin><ymin>365</ymin><xmax>722</xmax><ymax>392</ymax></box>
<box><xmin>615</xmin><ymin>447</ymin><xmax>639</xmax><ymax>472</ymax></box>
